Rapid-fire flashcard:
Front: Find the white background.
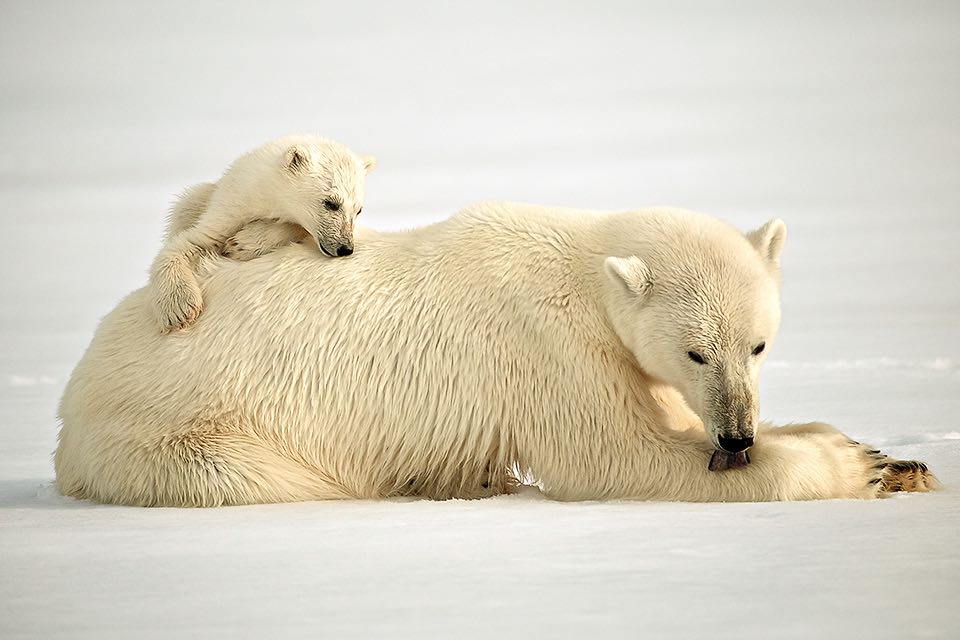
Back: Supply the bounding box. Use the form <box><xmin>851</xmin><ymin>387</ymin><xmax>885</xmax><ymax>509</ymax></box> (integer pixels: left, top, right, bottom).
<box><xmin>1</xmin><ymin>2</ymin><xmax>958</xmax><ymax>638</ymax></box>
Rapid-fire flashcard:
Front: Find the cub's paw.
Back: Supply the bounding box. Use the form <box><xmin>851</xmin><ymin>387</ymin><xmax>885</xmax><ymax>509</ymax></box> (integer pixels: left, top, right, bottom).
<box><xmin>221</xmin><ymin>235</ymin><xmax>261</xmax><ymax>262</ymax></box>
<box><xmin>871</xmin><ymin>457</ymin><xmax>940</xmax><ymax>495</ymax></box>
<box><xmin>153</xmin><ymin>281</ymin><xmax>204</xmax><ymax>333</ymax></box>
<box><xmin>221</xmin><ymin>221</ymin><xmax>304</xmax><ymax>261</ymax></box>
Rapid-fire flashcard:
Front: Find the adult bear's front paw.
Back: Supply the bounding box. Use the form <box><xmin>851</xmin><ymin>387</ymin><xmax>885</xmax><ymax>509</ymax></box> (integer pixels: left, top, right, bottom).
<box><xmin>837</xmin><ymin>438</ymin><xmax>939</xmax><ymax>498</ymax></box>
<box><xmin>753</xmin><ymin>422</ymin><xmax>939</xmax><ymax>500</ymax></box>
<box><xmin>873</xmin><ymin>457</ymin><xmax>940</xmax><ymax>495</ymax></box>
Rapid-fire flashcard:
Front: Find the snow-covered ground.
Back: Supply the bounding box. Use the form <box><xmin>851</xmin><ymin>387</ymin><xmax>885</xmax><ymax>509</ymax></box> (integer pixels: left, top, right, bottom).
<box><xmin>1</xmin><ymin>2</ymin><xmax>958</xmax><ymax>637</ymax></box>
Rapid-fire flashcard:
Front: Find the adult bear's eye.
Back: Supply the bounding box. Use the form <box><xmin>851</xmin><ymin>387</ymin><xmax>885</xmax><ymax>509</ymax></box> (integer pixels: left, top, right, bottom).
<box><xmin>688</xmin><ymin>351</ymin><xmax>706</xmax><ymax>365</ymax></box>
<box><xmin>356</xmin><ymin>206</ymin><xmax>362</xmax><ymax>217</ymax></box>
<box><xmin>752</xmin><ymin>342</ymin><xmax>766</xmax><ymax>356</ymax></box>
<box><xmin>323</xmin><ymin>198</ymin><xmax>341</xmax><ymax>212</ymax></box>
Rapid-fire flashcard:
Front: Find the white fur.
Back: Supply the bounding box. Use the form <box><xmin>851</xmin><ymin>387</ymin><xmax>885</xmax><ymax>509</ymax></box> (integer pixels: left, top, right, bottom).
<box><xmin>151</xmin><ymin>135</ymin><xmax>375</xmax><ymax>332</ymax></box>
<box><xmin>56</xmin><ymin>203</ymin><xmax>932</xmax><ymax>506</ymax></box>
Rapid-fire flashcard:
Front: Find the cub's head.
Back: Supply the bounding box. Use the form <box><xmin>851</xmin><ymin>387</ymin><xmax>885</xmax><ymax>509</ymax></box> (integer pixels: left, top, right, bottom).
<box><xmin>276</xmin><ymin>138</ymin><xmax>376</xmax><ymax>257</ymax></box>
<box><xmin>603</xmin><ymin>216</ymin><xmax>787</xmax><ymax>456</ymax></box>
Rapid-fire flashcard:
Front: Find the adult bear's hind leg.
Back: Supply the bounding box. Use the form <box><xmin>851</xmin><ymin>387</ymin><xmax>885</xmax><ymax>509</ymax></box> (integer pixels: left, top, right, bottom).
<box><xmin>152</xmin><ymin>425</ymin><xmax>350</xmax><ymax>506</ymax></box>
<box><xmin>98</xmin><ymin>422</ymin><xmax>352</xmax><ymax>507</ymax></box>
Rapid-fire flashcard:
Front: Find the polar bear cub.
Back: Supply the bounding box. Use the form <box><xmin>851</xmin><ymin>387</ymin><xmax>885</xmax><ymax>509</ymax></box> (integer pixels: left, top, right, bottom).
<box><xmin>150</xmin><ymin>135</ymin><xmax>376</xmax><ymax>332</ymax></box>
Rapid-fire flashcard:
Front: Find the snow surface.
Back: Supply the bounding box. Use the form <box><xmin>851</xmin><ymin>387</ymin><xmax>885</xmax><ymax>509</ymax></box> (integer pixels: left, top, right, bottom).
<box><xmin>1</xmin><ymin>1</ymin><xmax>958</xmax><ymax>638</ymax></box>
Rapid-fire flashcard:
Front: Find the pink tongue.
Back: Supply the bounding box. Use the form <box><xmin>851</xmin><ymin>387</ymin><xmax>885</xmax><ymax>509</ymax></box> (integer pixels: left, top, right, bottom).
<box><xmin>709</xmin><ymin>449</ymin><xmax>751</xmax><ymax>472</ymax></box>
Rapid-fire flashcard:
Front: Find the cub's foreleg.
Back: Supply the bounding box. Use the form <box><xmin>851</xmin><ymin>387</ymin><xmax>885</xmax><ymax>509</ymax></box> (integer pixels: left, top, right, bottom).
<box><xmin>222</xmin><ymin>220</ymin><xmax>310</xmax><ymax>261</ymax></box>
<box><xmin>150</xmin><ymin>222</ymin><xmax>231</xmax><ymax>332</ymax></box>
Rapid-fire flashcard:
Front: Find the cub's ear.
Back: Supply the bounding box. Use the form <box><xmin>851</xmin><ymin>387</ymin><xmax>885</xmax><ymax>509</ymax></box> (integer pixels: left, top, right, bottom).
<box><xmin>284</xmin><ymin>145</ymin><xmax>311</xmax><ymax>174</ymax></box>
<box><xmin>604</xmin><ymin>256</ymin><xmax>653</xmax><ymax>298</ymax></box>
<box><xmin>746</xmin><ymin>218</ymin><xmax>787</xmax><ymax>267</ymax></box>
<box><xmin>361</xmin><ymin>155</ymin><xmax>377</xmax><ymax>174</ymax></box>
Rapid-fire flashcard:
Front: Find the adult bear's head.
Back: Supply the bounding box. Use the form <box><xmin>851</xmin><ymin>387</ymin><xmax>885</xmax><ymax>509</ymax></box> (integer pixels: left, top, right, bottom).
<box><xmin>602</xmin><ymin>213</ymin><xmax>787</xmax><ymax>463</ymax></box>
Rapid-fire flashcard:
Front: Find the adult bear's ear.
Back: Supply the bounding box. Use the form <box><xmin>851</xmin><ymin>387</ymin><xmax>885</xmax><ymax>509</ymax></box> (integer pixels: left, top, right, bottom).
<box><xmin>284</xmin><ymin>145</ymin><xmax>311</xmax><ymax>174</ymax></box>
<box><xmin>361</xmin><ymin>155</ymin><xmax>377</xmax><ymax>174</ymax></box>
<box><xmin>746</xmin><ymin>218</ymin><xmax>787</xmax><ymax>267</ymax></box>
<box><xmin>605</xmin><ymin>256</ymin><xmax>653</xmax><ymax>298</ymax></box>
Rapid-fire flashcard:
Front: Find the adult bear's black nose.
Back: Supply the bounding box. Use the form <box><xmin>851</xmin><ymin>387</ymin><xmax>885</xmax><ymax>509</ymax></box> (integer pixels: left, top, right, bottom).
<box><xmin>718</xmin><ymin>436</ymin><xmax>754</xmax><ymax>453</ymax></box>
<box><xmin>336</xmin><ymin>245</ymin><xmax>353</xmax><ymax>257</ymax></box>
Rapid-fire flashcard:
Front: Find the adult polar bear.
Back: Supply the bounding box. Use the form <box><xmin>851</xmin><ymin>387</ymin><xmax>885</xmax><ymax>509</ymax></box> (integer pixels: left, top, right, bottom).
<box><xmin>55</xmin><ymin>203</ymin><xmax>936</xmax><ymax>506</ymax></box>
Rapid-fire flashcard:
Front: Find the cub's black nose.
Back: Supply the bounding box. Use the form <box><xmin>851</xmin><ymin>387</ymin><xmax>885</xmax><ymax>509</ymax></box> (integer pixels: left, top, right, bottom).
<box><xmin>718</xmin><ymin>436</ymin><xmax>754</xmax><ymax>453</ymax></box>
<box><xmin>336</xmin><ymin>245</ymin><xmax>353</xmax><ymax>257</ymax></box>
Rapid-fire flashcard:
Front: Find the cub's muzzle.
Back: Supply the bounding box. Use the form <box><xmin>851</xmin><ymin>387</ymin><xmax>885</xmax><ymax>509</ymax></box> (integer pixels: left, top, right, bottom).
<box><xmin>317</xmin><ymin>238</ymin><xmax>354</xmax><ymax>258</ymax></box>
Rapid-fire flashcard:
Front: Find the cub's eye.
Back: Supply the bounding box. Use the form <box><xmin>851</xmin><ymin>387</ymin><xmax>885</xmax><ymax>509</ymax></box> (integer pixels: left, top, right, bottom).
<box><xmin>356</xmin><ymin>206</ymin><xmax>363</xmax><ymax>217</ymax></box>
<box><xmin>323</xmin><ymin>198</ymin><xmax>341</xmax><ymax>212</ymax></box>
<box><xmin>752</xmin><ymin>342</ymin><xmax>766</xmax><ymax>356</ymax></box>
<box><xmin>688</xmin><ymin>351</ymin><xmax>706</xmax><ymax>365</ymax></box>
